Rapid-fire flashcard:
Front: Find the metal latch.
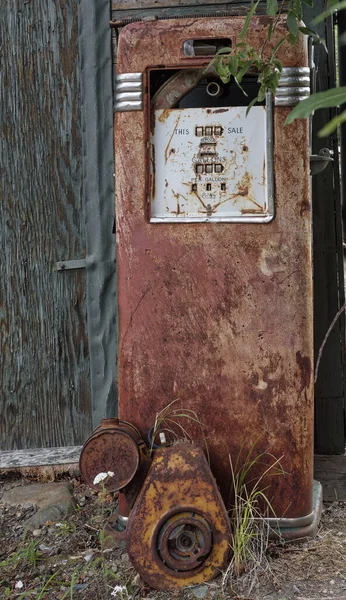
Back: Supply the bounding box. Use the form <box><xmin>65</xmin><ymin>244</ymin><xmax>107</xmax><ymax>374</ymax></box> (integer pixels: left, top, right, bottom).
<box><xmin>310</xmin><ymin>148</ymin><xmax>333</xmax><ymax>176</ymax></box>
<box><xmin>56</xmin><ymin>259</ymin><xmax>86</xmax><ymax>271</ymax></box>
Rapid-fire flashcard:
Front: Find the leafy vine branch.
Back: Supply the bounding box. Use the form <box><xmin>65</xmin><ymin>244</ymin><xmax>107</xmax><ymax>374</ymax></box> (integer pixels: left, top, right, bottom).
<box><xmin>213</xmin><ymin>0</ymin><xmax>346</xmax><ymax>133</ymax></box>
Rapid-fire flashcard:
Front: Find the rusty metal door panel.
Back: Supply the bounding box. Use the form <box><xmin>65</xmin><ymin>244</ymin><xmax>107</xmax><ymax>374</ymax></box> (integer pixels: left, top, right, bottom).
<box><xmin>114</xmin><ymin>17</ymin><xmax>313</xmax><ymax>519</ymax></box>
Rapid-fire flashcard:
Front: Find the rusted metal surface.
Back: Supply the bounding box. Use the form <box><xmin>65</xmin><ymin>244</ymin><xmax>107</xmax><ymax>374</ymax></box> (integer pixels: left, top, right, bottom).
<box><xmin>103</xmin><ymin>513</ymin><xmax>128</xmax><ymax>549</ymax></box>
<box><xmin>114</xmin><ymin>16</ymin><xmax>313</xmax><ymax>521</ymax></box>
<box><xmin>157</xmin><ymin>512</ymin><xmax>212</xmax><ymax>571</ymax></box>
<box><xmin>126</xmin><ymin>444</ymin><xmax>231</xmax><ymax>589</ymax></box>
<box><xmin>79</xmin><ymin>419</ymin><xmax>143</xmax><ymax>492</ymax></box>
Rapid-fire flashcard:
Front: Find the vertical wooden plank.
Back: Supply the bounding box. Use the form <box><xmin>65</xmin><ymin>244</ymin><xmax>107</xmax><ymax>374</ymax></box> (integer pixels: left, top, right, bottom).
<box><xmin>0</xmin><ymin>0</ymin><xmax>92</xmax><ymax>448</ymax></box>
<box><xmin>304</xmin><ymin>2</ymin><xmax>346</xmax><ymax>454</ymax></box>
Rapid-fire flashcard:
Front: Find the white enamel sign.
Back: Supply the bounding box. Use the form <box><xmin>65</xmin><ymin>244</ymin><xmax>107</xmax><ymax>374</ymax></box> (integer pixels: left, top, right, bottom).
<box><xmin>150</xmin><ymin>106</ymin><xmax>273</xmax><ymax>223</ymax></box>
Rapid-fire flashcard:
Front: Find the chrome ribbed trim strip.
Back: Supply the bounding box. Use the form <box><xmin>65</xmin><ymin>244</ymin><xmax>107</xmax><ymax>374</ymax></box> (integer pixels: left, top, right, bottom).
<box><xmin>279</xmin><ymin>76</ymin><xmax>310</xmax><ymax>87</ymax></box>
<box><xmin>276</xmin><ymin>86</ymin><xmax>311</xmax><ymax>96</ymax></box>
<box><xmin>280</xmin><ymin>67</ymin><xmax>310</xmax><ymax>76</ymax></box>
<box><xmin>275</xmin><ymin>67</ymin><xmax>311</xmax><ymax>107</ymax></box>
<box><xmin>114</xmin><ymin>73</ymin><xmax>143</xmax><ymax>112</ymax></box>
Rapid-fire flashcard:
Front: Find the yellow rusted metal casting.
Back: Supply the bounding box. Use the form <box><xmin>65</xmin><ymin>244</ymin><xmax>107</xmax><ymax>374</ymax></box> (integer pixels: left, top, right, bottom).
<box><xmin>126</xmin><ymin>443</ymin><xmax>232</xmax><ymax>590</ymax></box>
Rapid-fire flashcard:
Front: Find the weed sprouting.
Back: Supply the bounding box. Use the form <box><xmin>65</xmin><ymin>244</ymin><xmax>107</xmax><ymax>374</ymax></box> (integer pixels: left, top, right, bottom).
<box><xmin>149</xmin><ymin>398</ymin><xmax>210</xmax><ymax>463</ymax></box>
<box><xmin>0</xmin><ymin>532</ymin><xmax>43</xmax><ymax>571</ymax></box>
<box><xmin>224</xmin><ymin>438</ymin><xmax>285</xmax><ymax>595</ymax></box>
<box><xmin>54</xmin><ymin>521</ymin><xmax>76</xmax><ymax>537</ymax></box>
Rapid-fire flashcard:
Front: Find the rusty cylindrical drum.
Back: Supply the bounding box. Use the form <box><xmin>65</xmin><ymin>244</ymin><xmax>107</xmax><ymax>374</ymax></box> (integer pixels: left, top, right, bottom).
<box><xmin>79</xmin><ymin>418</ymin><xmax>143</xmax><ymax>492</ymax></box>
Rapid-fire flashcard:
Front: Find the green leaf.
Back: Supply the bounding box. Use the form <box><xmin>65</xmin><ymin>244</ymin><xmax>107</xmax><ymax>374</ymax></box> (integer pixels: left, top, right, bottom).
<box><xmin>246</xmin><ymin>97</ymin><xmax>258</xmax><ymax>115</ymax></box>
<box><xmin>267</xmin><ymin>0</ymin><xmax>278</xmax><ymax>17</ymax></box>
<box><xmin>288</xmin><ymin>32</ymin><xmax>299</xmax><ymax>45</ymax></box>
<box><xmin>240</xmin><ymin>0</ymin><xmax>261</xmax><ymax>41</ymax></box>
<box><xmin>214</xmin><ymin>47</ymin><xmax>233</xmax><ymax>55</ymax></box>
<box><xmin>228</xmin><ymin>54</ymin><xmax>239</xmax><ymax>77</ymax></box>
<box><xmin>287</xmin><ymin>11</ymin><xmax>299</xmax><ymax>36</ymax></box>
<box><xmin>234</xmin><ymin>78</ymin><xmax>249</xmax><ymax>96</ymax></box>
<box><xmin>272</xmin><ymin>57</ymin><xmax>283</xmax><ymax>70</ymax></box>
<box><xmin>318</xmin><ymin>109</ymin><xmax>346</xmax><ymax>136</ymax></box>
<box><xmin>257</xmin><ymin>86</ymin><xmax>267</xmax><ymax>102</ymax></box>
<box><xmin>285</xmin><ymin>86</ymin><xmax>346</xmax><ymax>124</ymax></box>
<box><xmin>214</xmin><ymin>60</ymin><xmax>231</xmax><ymax>83</ymax></box>
<box><xmin>298</xmin><ymin>26</ymin><xmax>317</xmax><ymax>36</ymax></box>
<box><xmin>302</xmin><ymin>0</ymin><xmax>313</xmax><ymax>6</ymax></box>
<box><xmin>237</xmin><ymin>59</ymin><xmax>257</xmax><ymax>82</ymax></box>
<box><xmin>313</xmin><ymin>0</ymin><xmax>346</xmax><ymax>24</ymax></box>
<box><xmin>299</xmin><ymin>27</ymin><xmax>327</xmax><ymax>50</ymax></box>
<box><xmin>293</xmin><ymin>0</ymin><xmax>303</xmax><ymax>20</ymax></box>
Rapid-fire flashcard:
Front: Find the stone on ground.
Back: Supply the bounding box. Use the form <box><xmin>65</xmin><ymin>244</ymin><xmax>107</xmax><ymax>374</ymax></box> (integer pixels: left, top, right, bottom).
<box><xmin>1</xmin><ymin>482</ymin><xmax>76</xmax><ymax>530</ymax></box>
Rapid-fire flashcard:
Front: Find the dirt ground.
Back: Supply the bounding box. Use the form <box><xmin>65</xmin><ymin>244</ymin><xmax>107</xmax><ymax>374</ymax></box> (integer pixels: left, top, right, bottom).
<box><xmin>1</xmin><ymin>474</ymin><xmax>346</xmax><ymax>600</ymax></box>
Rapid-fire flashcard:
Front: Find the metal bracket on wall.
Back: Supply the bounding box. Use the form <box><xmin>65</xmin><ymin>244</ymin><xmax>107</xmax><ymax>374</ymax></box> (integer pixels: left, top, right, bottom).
<box><xmin>56</xmin><ymin>259</ymin><xmax>87</xmax><ymax>271</ymax></box>
<box><xmin>310</xmin><ymin>148</ymin><xmax>334</xmax><ymax>176</ymax></box>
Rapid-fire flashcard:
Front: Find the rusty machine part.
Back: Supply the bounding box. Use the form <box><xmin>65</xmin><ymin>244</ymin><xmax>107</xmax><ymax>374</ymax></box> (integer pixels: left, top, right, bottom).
<box><xmin>126</xmin><ymin>444</ymin><xmax>231</xmax><ymax>590</ymax></box>
<box><xmin>79</xmin><ymin>418</ymin><xmax>149</xmax><ymax>494</ymax></box>
<box><xmin>156</xmin><ymin>512</ymin><xmax>212</xmax><ymax>571</ymax></box>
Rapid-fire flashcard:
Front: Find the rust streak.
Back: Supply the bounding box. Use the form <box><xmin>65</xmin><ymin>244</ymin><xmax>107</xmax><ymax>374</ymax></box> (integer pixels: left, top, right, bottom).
<box><xmin>241</xmin><ymin>207</ymin><xmax>266</xmax><ymax>214</ymax></box>
<box><xmin>164</xmin><ymin>113</ymin><xmax>181</xmax><ymax>163</ymax></box>
<box><xmin>158</xmin><ymin>108</ymin><xmax>172</xmax><ymax>124</ymax></box>
<box><xmin>121</xmin><ymin>287</ymin><xmax>153</xmax><ymax>351</ymax></box>
<box><xmin>192</xmin><ymin>189</ymin><xmax>208</xmax><ymax>210</ymax></box>
<box><xmin>296</xmin><ymin>351</ymin><xmax>312</xmax><ymax>394</ymax></box>
<box><xmin>277</xmin><ymin>270</ymin><xmax>299</xmax><ymax>285</ymax></box>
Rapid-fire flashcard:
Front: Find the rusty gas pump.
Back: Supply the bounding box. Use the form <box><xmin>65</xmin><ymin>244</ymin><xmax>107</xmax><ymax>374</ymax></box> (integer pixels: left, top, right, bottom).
<box><xmin>80</xmin><ymin>15</ymin><xmax>323</xmax><ymax>590</ymax></box>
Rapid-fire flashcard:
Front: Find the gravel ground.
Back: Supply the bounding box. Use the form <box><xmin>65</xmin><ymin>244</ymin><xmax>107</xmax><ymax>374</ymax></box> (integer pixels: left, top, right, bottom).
<box><xmin>1</xmin><ymin>474</ymin><xmax>346</xmax><ymax>600</ymax></box>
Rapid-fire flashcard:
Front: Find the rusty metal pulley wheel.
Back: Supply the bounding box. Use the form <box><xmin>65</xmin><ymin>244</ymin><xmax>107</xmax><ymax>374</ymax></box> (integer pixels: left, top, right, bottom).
<box><xmin>156</xmin><ymin>511</ymin><xmax>212</xmax><ymax>572</ymax></box>
<box><xmin>126</xmin><ymin>445</ymin><xmax>232</xmax><ymax>590</ymax></box>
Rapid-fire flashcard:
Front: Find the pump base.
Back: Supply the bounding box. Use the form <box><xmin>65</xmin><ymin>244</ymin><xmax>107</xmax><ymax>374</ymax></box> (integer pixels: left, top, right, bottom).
<box><xmin>270</xmin><ymin>480</ymin><xmax>323</xmax><ymax>541</ymax></box>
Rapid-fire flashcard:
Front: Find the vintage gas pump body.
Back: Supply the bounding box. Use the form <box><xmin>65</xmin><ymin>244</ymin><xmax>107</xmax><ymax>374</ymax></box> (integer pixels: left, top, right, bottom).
<box><xmin>114</xmin><ymin>17</ymin><xmax>317</xmax><ymax>535</ymax></box>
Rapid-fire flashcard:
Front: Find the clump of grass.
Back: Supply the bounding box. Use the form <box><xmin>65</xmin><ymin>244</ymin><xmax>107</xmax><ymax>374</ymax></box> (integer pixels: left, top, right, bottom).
<box><xmin>54</xmin><ymin>521</ymin><xmax>77</xmax><ymax>537</ymax></box>
<box><xmin>0</xmin><ymin>531</ymin><xmax>43</xmax><ymax>571</ymax></box>
<box><xmin>148</xmin><ymin>398</ymin><xmax>210</xmax><ymax>463</ymax></box>
<box><xmin>224</xmin><ymin>438</ymin><xmax>285</xmax><ymax>595</ymax></box>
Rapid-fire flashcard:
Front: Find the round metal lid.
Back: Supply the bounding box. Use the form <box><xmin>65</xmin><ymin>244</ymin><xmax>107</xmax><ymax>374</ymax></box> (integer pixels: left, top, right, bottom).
<box><xmin>79</xmin><ymin>428</ymin><xmax>140</xmax><ymax>492</ymax></box>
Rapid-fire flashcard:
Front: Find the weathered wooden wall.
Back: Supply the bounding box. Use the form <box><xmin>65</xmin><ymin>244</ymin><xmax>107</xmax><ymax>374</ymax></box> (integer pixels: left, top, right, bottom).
<box><xmin>0</xmin><ymin>1</ymin><xmax>92</xmax><ymax>449</ymax></box>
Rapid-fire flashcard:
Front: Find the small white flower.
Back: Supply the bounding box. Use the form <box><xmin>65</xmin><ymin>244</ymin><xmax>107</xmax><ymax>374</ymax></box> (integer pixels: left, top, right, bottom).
<box><xmin>111</xmin><ymin>584</ymin><xmax>126</xmax><ymax>597</ymax></box>
<box><xmin>15</xmin><ymin>581</ymin><xmax>24</xmax><ymax>589</ymax></box>
<box><xmin>93</xmin><ymin>472</ymin><xmax>108</xmax><ymax>485</ymax></box>
<box><xmin>93</xmin><ymin>471</ymin><xmax>114</xmax><ymax>485</ymax></box>
<box><xmin>84</xmin><ymin>552</ymin><xmax>93</xmax><ymax>562</ymax></box>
